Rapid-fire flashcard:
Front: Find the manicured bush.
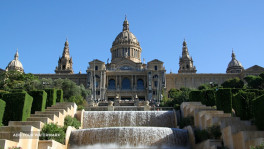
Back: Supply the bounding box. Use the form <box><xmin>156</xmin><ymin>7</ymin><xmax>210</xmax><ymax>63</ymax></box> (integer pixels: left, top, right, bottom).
<box><xmin>179</xmin><ymin>116</ymin><xmax>194</xmax><ymax>129</ymax></box>
<box><xmin>253</xmin><ymin>95</ymin><xmax>264</xmax><ymax>130</ymax></box>
<box><xmin>28</xmin><ymin>90</ymin><xmax>47</xmax><ymax>114</ymax></box>
<box><xmin>245</xmin><ymin>89</ymin><xmax>264</xmax><ymax>97</ymax></box>
<box><xmin>56</xmin><ymin>89</ymin><xmax>63</xmax><ymax>102</ymax></box>
<box><xmin>10</xmin><ymin>89</ymin><xmax>27</xmax><ymax>93</ymax></box>
<box><xmin>44</xmin><ymin>89</ymin><xmax>57</xmax><ymax>108</ymax></box>
<box><xmin>233</xmin><ymin>90</ymin><xmax>255</xmax><ymax>120</ymax></box>
<box><xmin>201</xmin><ymin>90</ymin><xmax>216</xmax><ymax>106</ymax></box>
<box><xmin>0</xmin><ymin>99</ymin><xmax>6</xmax><ymax>125</ymax></box>
<box><xmin>40</xmin><ymin>123</ymin><xmax>65</xmax><ymax>144</ymax></box>
<box><xmin>216</xmin><ymin>89</ymin><xmax>232</xmax><ymax>113</ymax></box>
<box><xmin>189</xmin><ymin>91</ymin><xmax>203</xmax><ymax>102</ymax></box>
<box><xmin>64</xmin><ymin>115</ymin><xmax>81</xmax><ymax>130</ymax></box>
<box><xmin>0</xmin><ymin>90</ymin><xmax>8</xmax><ymax>99</ymax></box>
<box><xmin>2</xmin><ymin>92</ymin><xmax>33</xmax><ymax>125</ymax></box>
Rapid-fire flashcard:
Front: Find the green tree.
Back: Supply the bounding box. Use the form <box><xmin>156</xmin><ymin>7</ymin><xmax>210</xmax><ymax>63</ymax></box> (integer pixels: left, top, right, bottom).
<box><xmin>0</xmin><ymin>71</ymin><xmax>38</xmax><ymax>91</ymax></box>
<box><xmin>221</xmin><ymin>77</ymin><xmax>244</xmax><ymax>88</ymax></box>
<box><xmin>244</xmin><ymin>74</ymin><xmax>264</xmax><ymax>89</ymax></box>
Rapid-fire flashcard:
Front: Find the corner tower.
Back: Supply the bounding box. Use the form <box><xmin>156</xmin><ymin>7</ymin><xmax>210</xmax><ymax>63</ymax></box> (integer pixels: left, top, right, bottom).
<box><xmin>55</xmin><ymin>39</ymin><xmax>73</xmax><ymax>74</ymax></box>
<box><xmin>178</xmin><ymin>40</ymin><xmax>197</xmax><ymax>73</ymax></box>
<box><xmin>110</xmin><ymin>16</ymin><xmax>142</xmax><ymax>63</ymax></box>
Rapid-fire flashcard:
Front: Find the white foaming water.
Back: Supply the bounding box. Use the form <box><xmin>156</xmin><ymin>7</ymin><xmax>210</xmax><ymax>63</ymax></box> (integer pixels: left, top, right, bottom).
<box><xmin>69</xmin><ymin>127</ymin><xmax>189</xmax><ymax>147</ymax></box>
<box><xmin>83</xmin><ymin>111</ymin><xmax>176</xmax><ymax>128</ymax></box>
<box><xmin>70</xmin><ymin>143</ymin><xmax>190</xmax><ymax>149</ymax></box>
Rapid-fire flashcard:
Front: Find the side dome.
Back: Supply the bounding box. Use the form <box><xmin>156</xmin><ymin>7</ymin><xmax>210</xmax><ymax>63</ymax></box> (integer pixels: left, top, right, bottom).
<box><xmin>6</xmin><ymin>50</ymin><xmax>24</xmax><ymax>72</ymax></box>
<box><xmin>226</xmin><ymin>50</ymin><xmax>243</xmax><ymax>73</ymax></box>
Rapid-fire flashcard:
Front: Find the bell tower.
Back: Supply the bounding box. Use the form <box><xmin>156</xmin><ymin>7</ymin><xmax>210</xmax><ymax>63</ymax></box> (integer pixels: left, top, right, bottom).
<box><xmin>55</xmin><ymin>39</ymin><xmax>73</xmax><ymax>74</ymax></box>
<box><xmin>178</xmin><ymin>39</ymin><xmax>197</xmax><ymax>73</ymax></box>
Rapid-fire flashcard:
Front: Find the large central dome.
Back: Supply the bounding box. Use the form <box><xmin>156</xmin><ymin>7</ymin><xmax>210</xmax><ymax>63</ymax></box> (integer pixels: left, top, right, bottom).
<box><xmin>110</xmin><ymin>17</ymin><xmax>142</xmax><ymax>63</ymax></box>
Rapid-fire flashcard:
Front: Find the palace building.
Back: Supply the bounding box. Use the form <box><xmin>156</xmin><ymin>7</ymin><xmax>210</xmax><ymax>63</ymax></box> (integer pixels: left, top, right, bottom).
<box><xmin>4</xmin><ymin>17</ymin><xmax>264</xmax><ymax>101</ymax></box>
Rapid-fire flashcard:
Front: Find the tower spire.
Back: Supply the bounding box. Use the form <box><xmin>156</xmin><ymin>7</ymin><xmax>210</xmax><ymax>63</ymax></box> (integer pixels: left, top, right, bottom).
<box><xmin>232</xmin><ymin>48</ymin><xmax>236</xmax><ymax>59</ymax></box>
<box><xmin>123</xmin><ymin>15</ymin><xmax>129</xmax><ymax>31</ymax></box>
<box><xmin>178</xmin><ymin>39</ymin><xmax>197</xmax><ymax>73</ymax></box>
<box><xmin>14</xmin><ymin>49</ymin><xmax>19</xmax><ymax>60</ymax></box>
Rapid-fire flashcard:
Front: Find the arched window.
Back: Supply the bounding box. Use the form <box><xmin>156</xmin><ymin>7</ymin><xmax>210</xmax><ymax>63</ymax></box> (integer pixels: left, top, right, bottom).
<box><xmin>108</xmin><ymin>79</ymin><xmax>116</xmax><ymax>89</ymax></box>
<box><xmin>137</xmin><ymin>79</ymin><xmax>144</xmax><ymax>90</ymax></box>
<box><xmin>95</xmin><ymin>66</ymin><xmax>98</xmax><ymax>70</ymax></box>
<box><xmin>122</xmin><ymin>78</ymin><xmax>131</xmax><ymax>90</ymax></box>
<box><xmin>95</xmin><ymin>75</ymin><xmax>100</xmax><ymax>88</ymax></box>
<box><xmin>186</xmin><ymin>65</ymin><xmax>189</xmax><ymax>69</ymax></box>
<box><xmin>154</xmin><ymin>66</ymin><xmax>158</xmax><ymax>70</ymax></box>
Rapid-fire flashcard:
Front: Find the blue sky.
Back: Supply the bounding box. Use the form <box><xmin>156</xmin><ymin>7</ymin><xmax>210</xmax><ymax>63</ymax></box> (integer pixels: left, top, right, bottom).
<box><xmin>0</xmin><ymin>1</ymin><xmax>263</xmax><ymax>74</ymax></box>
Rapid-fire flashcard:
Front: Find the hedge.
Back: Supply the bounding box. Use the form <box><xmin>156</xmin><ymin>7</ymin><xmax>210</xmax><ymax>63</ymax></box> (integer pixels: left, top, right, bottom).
<box><xmin>201</xmin><ymin>90</ymin><xmax>216</xmax><ymax>106</ymax></box>
<box><xmin>216</xmin><ymin>89</ymin><xmax>232</xmax><ymax>113</ymax></box>
<box><xmin>28</xmin><ymin>90</ymin><xmax>47</xmax><ymax>114</ymax></box>
<box><xmin>253</xmin><ymin>95</ymin><xmax>264</xmax><ymax>130</ymax></box>
<box><xmin>0</xmin><ymin>90</ymin><xmax>9</xmax><ymax>99</ymax></box>
<box><xmin>10</xmin><ymin>89</ymin><xmax>27</xmax><ymax>93</ymax></box>
<box><xmin>2</xmin><ymin>92</ymin><xmax>33</xmax><ymax>125</ymax></box>
<box><xmin>0</xmin><ymin>99</ymin><xmax>6</xmax><ymax>125</ymax></box>
<box><xmin>44</xmin><ymin>89</ymin><xmax>57</xmax><ymax>108</ymax></box>
<box><xmin>233</xmin><ymin>90</ymin><xmax>255</xmax><ymax>120</ymax></box>
<box><xmin>56</xmin><ymin>89</ymin><xmax>63</xmax><ymax>102</ymax></box>
<box><xmin>189</xmin><ymin>91</ymin><xmax>203</xmax><ymax>102</ymax></box>
<box><xmin>244</xmin><ymin>89</ymin><xmax>264</xmax><ymax>97</ymax></box>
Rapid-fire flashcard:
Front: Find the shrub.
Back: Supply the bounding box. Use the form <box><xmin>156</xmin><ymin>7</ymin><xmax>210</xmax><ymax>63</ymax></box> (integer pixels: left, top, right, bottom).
<box><xmin>253</xmin><ymin>95</ymin><xmax>264</xmax><ymax>130</ymax></box>
<box><xmin>0</xmin><ymin>99</ymin><xmax>6</xmax><ymax>125</ymax></box>
<box><xmin>194</xmin><ymin>125</ymin><xmax>222</xmax><ymax>144</ymax></box>
<box><xmin>245</xmin><ymin>89</ymin><xmax>264</xmax><ymax>97</ymax></box>
<box><xmin>216</xmin><ymin>89</ymin><xmax>232</xmax><ymax>113</ymax></box>
<box><xmin>2</xmin><ymin>92</ymin><xmax>33</xmax><ymax>125</ymax></box>
<box><xmin>0</xmin><ymin>90</ymin><xmax>8</xmax><ymax>99</ymax></box>
<box><xmin>40</xmin><ymin>123</ymin><xmax>65</xmax><ymax>144</ymax></box>
<box><xmin>28</xmin><ymin>90</ymin><xmax>47</xmax><ymax>114</ymax></box>
<box><xmin>194</xmin><ymin>128</ymin><xmax>210</xmax><ymax>144</ymax></box>
<box><xmin>189</xmin><ymin>91</ymin><xmax>203</xmax><ymax>102</ymax></box>
<box><xmin>10</xmin><ymin>89</ymin><xmax>27</xmax><ymax>93</ymax></box>
<box><xmin>201</xmin><ymin>90</ymin><xmax>216</xmax><ymax>106</ymax></box>
<box><xmin>56</xmin><ymin>89</ymin><xmax>63</xmax><ymax>102</ymax></box>
<box><xmin>179</xmin><ymin>116</ymin><xmax>194</xmax><ymax>129</ymax></box>
<box><xmin>207</xmin><ymin>125</ymin><xmax>222</xmax><ymax>139</ymax></box>
<box><xmin>64</xmin><ymin>115</ymin><xmax>81</xmax><ymax>130</ymax></box>
<box><xmin>221</xmin><ymin>77</ymin><xmax>244</xmax><ymax>88</ymax></box>
<box><xmin>44</xmin><ymin>89</ymin><xmax>57</xmax><ymax>108</ymax></box>
<box><xmin>233</xmin><ymin>90</ymin><xmax>255</xmax><ymax>120</ymax></box>
<box><xmin>250</xmin><ymin>142</ymin><xmax>264</xmax><ymax>149</ymax></box>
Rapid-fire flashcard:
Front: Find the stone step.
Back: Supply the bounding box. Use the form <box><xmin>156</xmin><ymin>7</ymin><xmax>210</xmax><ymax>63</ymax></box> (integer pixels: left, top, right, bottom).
<box><xmin>27</xmin><ymin>117</ymin><xmax>52</xmax><ymax>124</ymax></box>
<box><xmin>0</xmin><ymin>126</ymin><xmax>39</xmax><ymax>142</ymax></box>
<box><xmin>30</xmin><ymin>114</ymin><xmax>58</xmax><ymax>121</ymax></box>
<box><xmin>47</xmin><ymin>106</ymin><xmax>70</xmax><ymax>112</ymax></box>
<box><xmin>8</xmin><ymin>121</ymin><xmax>44</xmax><ymax>130</ymax></box>
<box><xmin>233</xmin><ymin>131</ymin><xmax>264</xmax><ymax>149</ymax></box>
<box><xmin>195</xmin><ymin>139</ymin><xmax>222</xmax><ymax>149</ymax></box>
<box><xmin>0</xmin><ymin>139</ymin><xmax>19</xmax><ymax>148</ymax></box>
<box><xmin>45</xmin><ymin>109</ymin><xmax>66</xmax><ymax>115</ymax></box>
<box><xmin>245</xmin><ymin>137</ymin><xmax>264</xmax><ymax>149</ymax></box>
<box><xmin>206</xmin><ymin>116</ymin><xmax>239</xmax><ymax>129</ymax></box>
<box><xmin>35</xmin><ymin>111</ymin><xmax>62</xmax><ymax>118</ymax></box>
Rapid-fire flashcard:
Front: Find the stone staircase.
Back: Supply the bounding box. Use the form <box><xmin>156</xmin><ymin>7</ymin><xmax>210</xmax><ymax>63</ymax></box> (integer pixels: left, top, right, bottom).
<box><xmin>181</xmin><ymin>102</ymin><xmax>264</xmax><ymax>149</ymax></box>
<box><xmin>0</xmin><ymin>102</ymin><xmax>77</xmax><ymax>149</ymax></box>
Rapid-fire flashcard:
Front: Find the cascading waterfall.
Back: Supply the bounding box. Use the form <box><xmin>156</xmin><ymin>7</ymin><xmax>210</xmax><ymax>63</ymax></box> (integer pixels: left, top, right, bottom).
<box><xmin>69</xmin><ymin>111</ymin><xmax>189</xmax><ymax>149</ymax></box>
<box><xmin>83</xmin><ymin>111</ymin><xmax>177</xmax><ymax>128</ymax></box>
<box><xmin>70</xmin><ymin>127</ymin><xmax>189</xmax><ymax>147</ymax></box>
